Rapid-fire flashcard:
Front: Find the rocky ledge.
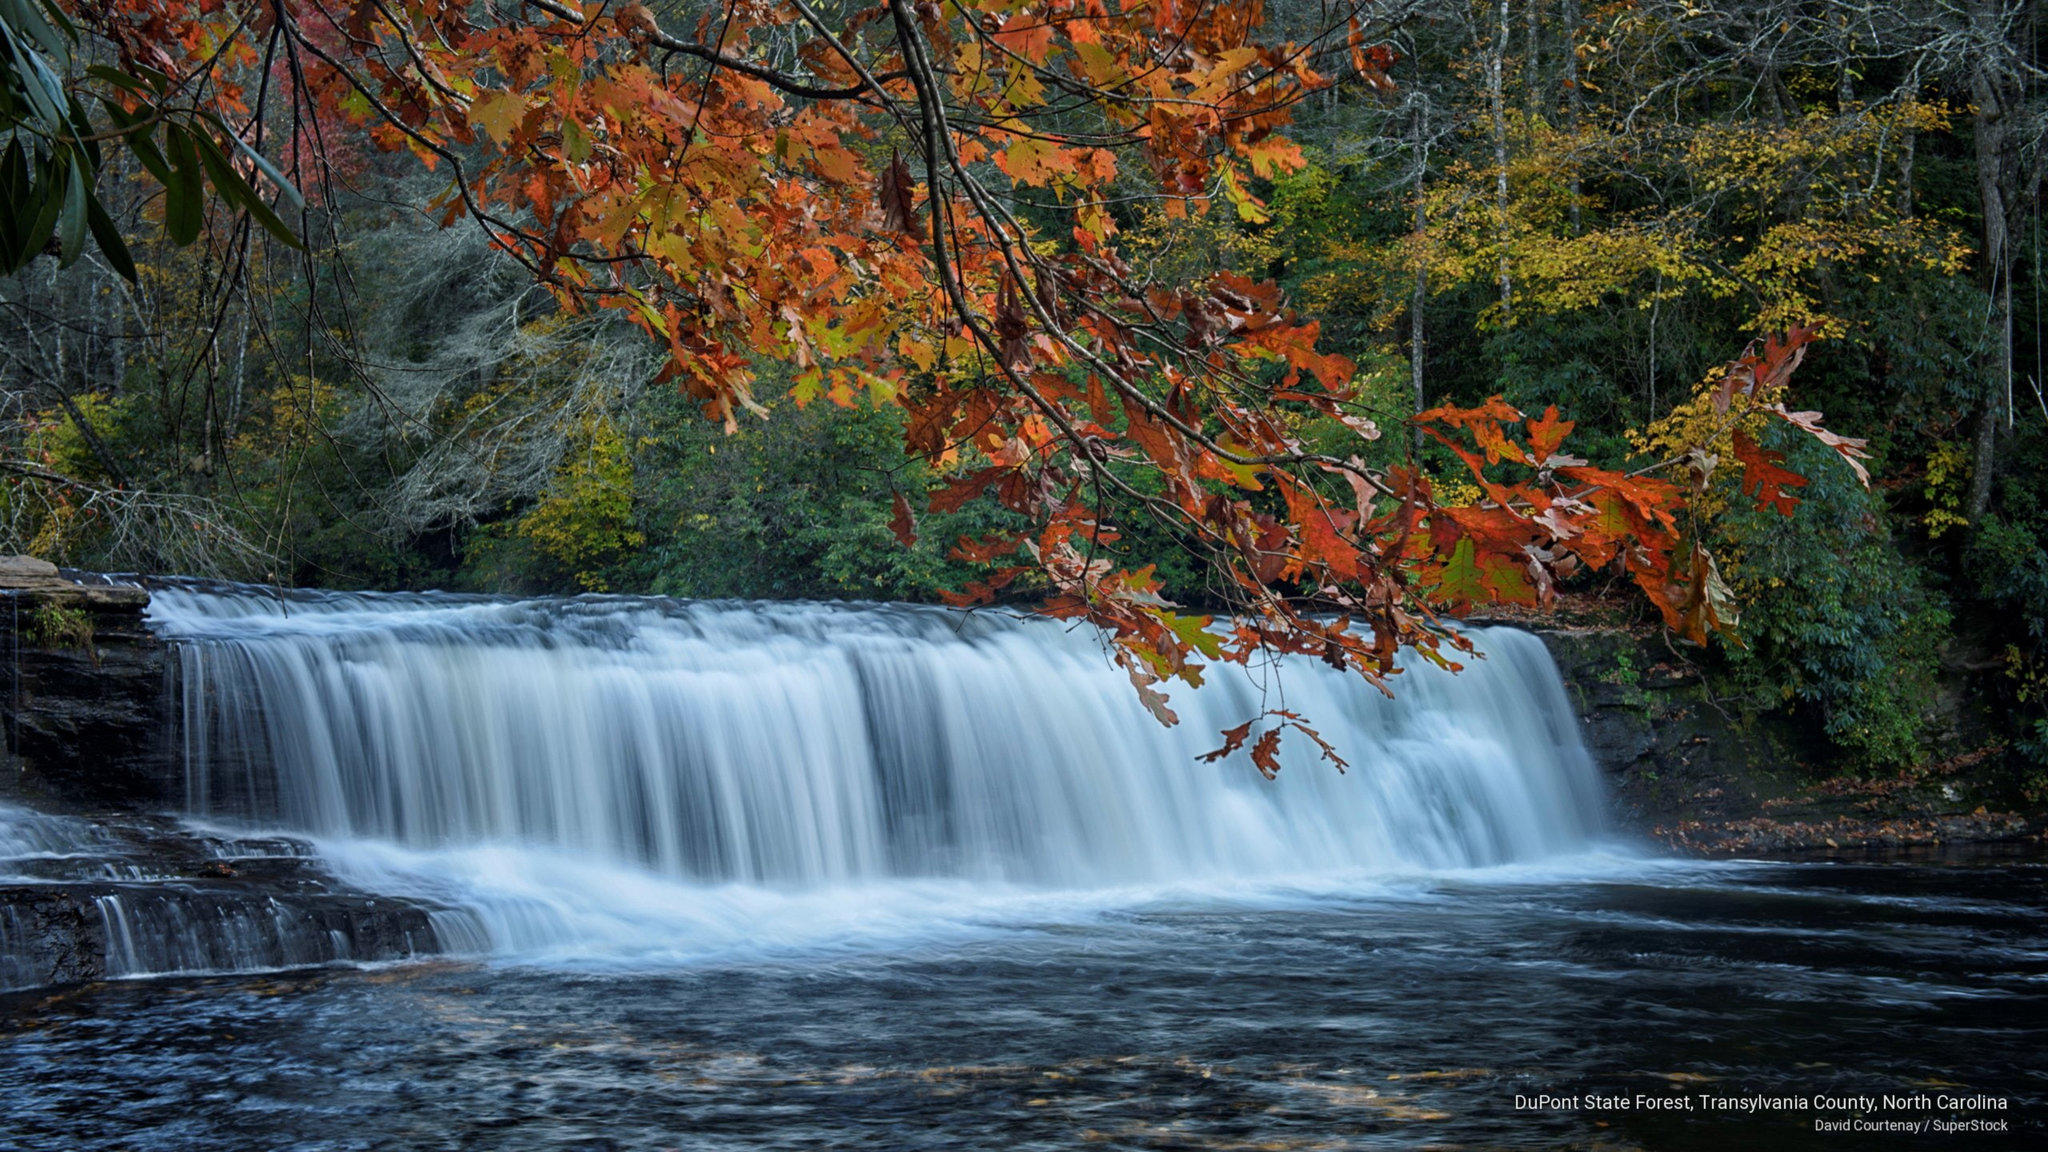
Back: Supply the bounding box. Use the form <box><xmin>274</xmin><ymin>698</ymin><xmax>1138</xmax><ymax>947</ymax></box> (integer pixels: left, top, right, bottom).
<box><xmin>1520</xmin><ymin>621</ymin><xmax>2044</xmax><ymax>860</ymax></box>
<box><xmin>0</xmin><ymin>804</ymin><xmax>471</xmax><ymax>992</ymax></box>
<box><xmin>1</xmin><ymin>556</ymin><xmax>176</xmax><ymax>805</ymax></box>
<box><xmin>0</xmin><ymin>557</ymin><xmax>469</xmax><ymax>993</ymax></box>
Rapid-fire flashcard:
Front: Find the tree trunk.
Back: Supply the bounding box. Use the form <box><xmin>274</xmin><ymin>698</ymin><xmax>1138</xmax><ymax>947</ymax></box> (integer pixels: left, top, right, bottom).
<box><xmin>1562</xmin><ymin>0</ymin><xmax>1581</xmax><ymax>234</ymax></box>
<box><xmin>1411</xmin><ymin>97</ymin><xmax>1430</xmax><ymax>457</ymax></box>
<box><xmin>1966</xmin><ymin>49</ymin><xmax>2014</xmax><ymax>524</ymax></box>
<box><xmin>1489</xmin><ymin>0</ymin><xmax>1514</xmax><ymax>321</ymax></box>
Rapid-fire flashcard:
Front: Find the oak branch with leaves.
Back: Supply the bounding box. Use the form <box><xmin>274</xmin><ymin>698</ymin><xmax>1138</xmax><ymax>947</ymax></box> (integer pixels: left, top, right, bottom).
<box><xmin>4</xmin><ymin>0</ymin><xmax>1872</xmax><ymax>773</ymax></box>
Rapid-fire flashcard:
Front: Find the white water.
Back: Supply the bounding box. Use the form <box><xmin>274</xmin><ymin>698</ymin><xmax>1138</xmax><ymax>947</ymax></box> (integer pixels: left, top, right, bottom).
<box><xmin>146</xmin><ymin>585</ymin><xmax>1611</xmax><ymax>965</ymax></box>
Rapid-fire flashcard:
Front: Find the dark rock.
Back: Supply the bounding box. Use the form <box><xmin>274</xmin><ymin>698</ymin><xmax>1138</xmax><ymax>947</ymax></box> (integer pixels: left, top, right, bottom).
<box><xmin>0</xmin><ymin>563</ymin><xmax>175</xmax><ymax>806</ymax></box>
<box><xmin>0</xmin><ymin>806</ymin><xmax>471</xmax><ymax>992</ymax></box>
<box><xmin>1501</xmin><ymin>620</ymin><xmax>2044</xmax><ymax>859</ymax></box>
<box><xmin>1501</xmin><ymin>623</ymin><xmax>1817</xmax><ymax>834</ymax></box>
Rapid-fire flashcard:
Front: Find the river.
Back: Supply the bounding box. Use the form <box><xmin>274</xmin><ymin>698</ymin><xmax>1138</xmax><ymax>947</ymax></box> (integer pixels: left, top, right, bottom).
<box><xmin>0</xmin><ymin>586</ymin><xmax>2038</xmax><ymax>1148</ymax></box>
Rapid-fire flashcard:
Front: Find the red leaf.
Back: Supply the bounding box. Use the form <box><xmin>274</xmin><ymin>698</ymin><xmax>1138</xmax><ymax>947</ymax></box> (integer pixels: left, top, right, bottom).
<box><xmin>1526</xmin><ymin>405</ymin><xmax>1575</xmax><ymax>463</ymax></box>
<box><xmin>879</xmin><ymin>149</ymin><xmax>917</xmax><ymax>235</ymax></box>
<box><xmin>889</xmin><ymin>492</ymin><xmax>918</xmax><ymax>546</ymax></box>
<box><xmin>1732</xmin><ymin>431</ymin><xmax>1808</xmax><ymax>516</ymax></box>
<box><xmin>1250</xmin><ymin>728</ymin><xmax>1283</xmax><ymax>779</ymax></box>
<box><xmin>1199</xmin><ymin>721</ymin><xmax>1254</xmax><ymax>764</ymax></box>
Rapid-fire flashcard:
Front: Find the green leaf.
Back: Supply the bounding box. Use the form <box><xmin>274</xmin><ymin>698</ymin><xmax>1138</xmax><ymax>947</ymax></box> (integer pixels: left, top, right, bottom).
<box><xmin>1477</xmin><ymin>551</ymin><xmax>1536</xmax><ymax>606</ymax></box>
<box><xmin>8</xmin><ymin>32</ymin><xmax>71</xmax><ymax>127</ymax></box>
<box><xmin>0</xmin><ymin>139</ymin><xmax>27</xmax><ymax>270</ymax></box>
<box><xmin>202</xmin><ymin>113</ymin><xmax>304</xmax><ymax>213</ymax></box>
<box><xmin>55</xmin><ymin>154</ymin><xmax>87</xmax><ymax>265</ymax></box>
<box><xmin>65</xmin><ymin>94</ymin><xmax>101</xmax><ymax>170</ymax></box>
<box><xmin>163</xmin><ymin>124</ymin><xmax>203</xmax><ymax>245</ymax></box>
<box><xmin>1436</xmin><ymin>536</ymin><xmax>1484</xmax><ymax>611</ymax></box>
<box><xmin>1162</xmin><ymin>610</ymin><xmax>1223</xmax><ymax>660</ymax></box>
<box><xmin>85</xmin><ymin>194</ymin><xmax>135</xmax><ymax>281</ymax></box>
<box><xmin>561</xmin><ymin>117</ymin><xmax>590</xmax><ymax>162</ymax></box>
<box><xmin>85</xmin><ymin>64</ymin><xmax>148</xmax><ymax>93</ymax></box>
<box><xmin>118</xmin><ymin>117</ymin><xmax>173</xmax><ymax>185</ymax></box>
<box><xmin>20</xmin><ymin>154</ymin><xmax>64</xmax><ymax>264</ymax></box>
<box><xmin>191</xmin><ymin>128</ymin><xmax>302</xmax><ymax>248</ymax></box>
<box><xmin>1</xmin><ymin>0</ymin><xmax>72</xmax><ymax>60</ymax></box>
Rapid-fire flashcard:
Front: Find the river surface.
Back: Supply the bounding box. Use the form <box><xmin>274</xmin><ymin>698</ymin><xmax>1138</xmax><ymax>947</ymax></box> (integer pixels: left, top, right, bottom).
<box><xmin>3</xmin><ymin>854</ymin><xmax>2042</xmax><ymax>1151</ymax></box>
<box><xmin>2</xmin><ymin>588</ymin><xmax>2041</xmax><ymax>1147</ymax></box>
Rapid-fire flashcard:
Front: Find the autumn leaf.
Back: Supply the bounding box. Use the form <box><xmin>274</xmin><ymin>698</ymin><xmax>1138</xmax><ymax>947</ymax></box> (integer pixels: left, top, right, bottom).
<box><xmin>1770</xmin><ymin>405</ymin><xmax>1872</xmax><ymax>486</ymax></box>
<box><xmin>1526</xmin><ymin>406</ymin><xmax>1575</xmax><ymax>464</ymax></box>
<box><xmin>995</xmin><ymin>138</ymin><xmax>1076</xmax><ymax>187</ymax></box>
<box><xmin>889</xmin><ymin>492</ymin><xmax>918</xmax><ymax>547</ymax></box>
<box><xmin>1732</xmin><ymin>431</ymin><xmax>1808</xmax><ymax>516</ymax></box>
<box><xmin>1249</xmin><ymin>727</ymin><xmax>1283</xmax><ymax>779</ymax></box>
<box><xmin>879</xmin><ymin>149</ymin><xmax>917</xmax><ymax>235</ymax></box>
<box><xmin>1199</xmin><ymin>720</ymin><xmax>1254</xmax><ymax>764</ymax></box>
<box><xmin>470</xmin><ymin>90</ymin><xmax>526</xmax><ymax>146</ymax></box>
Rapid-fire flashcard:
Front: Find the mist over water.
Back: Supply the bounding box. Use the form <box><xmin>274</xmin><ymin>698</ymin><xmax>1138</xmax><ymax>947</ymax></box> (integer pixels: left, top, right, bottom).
<box><xmin>149</xmin><ymin>584</ymin><xmax>1608</xmax><ymax>963</ymax></box>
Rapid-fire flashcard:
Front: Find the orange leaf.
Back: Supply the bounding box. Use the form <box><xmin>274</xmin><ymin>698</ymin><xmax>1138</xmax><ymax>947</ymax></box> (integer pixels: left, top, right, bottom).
<box><xmin>1731</xmin><ymin>431</ymin><xmax>1808</xmax><ymax>516</ymax></box>
<box><xmin>889</xmin><ymin>492</ymin><xmax>918</xmax><ymax>546</ymax></box>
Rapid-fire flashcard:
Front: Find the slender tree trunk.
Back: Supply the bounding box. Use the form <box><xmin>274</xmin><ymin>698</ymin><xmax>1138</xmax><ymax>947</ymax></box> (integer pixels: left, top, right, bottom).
<box><xmin>1489</xmin><ymin>0</ymin><xmax>1514</xmax><ymax>321</ymax></box>
<box><xmin>1648</xmin><ymin>271</ymin><xmax>1661</xmax><ymax>419</ymax></box>
<box><xmin>1524</xmin><ymin>0</ymin><xmax>1542</xmax><ymax>115</ymax></box>
<box><xmin>1562</xmin><ymin>0</ymin><xmax>1581</xmax><ymax>234</ymax></box>
<box><xmin>1411</xmin><ymin>96</ymin><xmax>1430</xmax><ymax>457</ymax></box>
<box><xmin>1967</xmin><ymin>52</ymin><xmax>2014</xmax><ymax>524</ymax></box>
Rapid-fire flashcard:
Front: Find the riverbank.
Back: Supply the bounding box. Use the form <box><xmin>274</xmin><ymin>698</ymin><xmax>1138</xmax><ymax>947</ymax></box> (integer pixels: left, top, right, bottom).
<box><xmin>1487</xmin><ymin>601</ymin><xmax>2048</xmax><ymax>863</ymax></box>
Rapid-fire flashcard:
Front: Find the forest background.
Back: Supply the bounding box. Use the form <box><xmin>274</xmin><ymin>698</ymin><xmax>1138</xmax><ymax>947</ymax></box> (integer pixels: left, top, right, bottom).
<box><xmin>2</xmin><ymin>0</ymin><xmax>2043</xmax><ymax>791</ymax></box>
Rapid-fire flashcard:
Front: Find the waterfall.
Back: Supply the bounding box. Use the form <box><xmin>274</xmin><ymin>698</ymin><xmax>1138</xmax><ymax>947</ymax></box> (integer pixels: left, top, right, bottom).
<box><xmin>152</xmin><ymin>584</ymin><xmax>1605</xmax><ymax>897</ymax></box>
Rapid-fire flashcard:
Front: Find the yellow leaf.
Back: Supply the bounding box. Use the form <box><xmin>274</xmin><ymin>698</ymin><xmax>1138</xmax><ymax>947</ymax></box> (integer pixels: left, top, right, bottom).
<box><xmin>470</xmin><ymin>90</ymin><xmax>526</xmax><ymax>145</ymax></box>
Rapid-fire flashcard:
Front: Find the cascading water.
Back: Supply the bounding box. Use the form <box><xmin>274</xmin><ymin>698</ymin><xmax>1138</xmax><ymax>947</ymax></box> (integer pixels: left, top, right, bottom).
<box><xmin>126</xmin><ymin>582</ymin><xmax>1610</xmax><ymax>966</ymax></box>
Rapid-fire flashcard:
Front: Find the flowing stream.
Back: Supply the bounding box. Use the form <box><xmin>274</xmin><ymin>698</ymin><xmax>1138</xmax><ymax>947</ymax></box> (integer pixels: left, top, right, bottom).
<box><xmin>2</xmin><ymin>585</ymin><xmax>2041</xmax><ymax>1149</ymax></box>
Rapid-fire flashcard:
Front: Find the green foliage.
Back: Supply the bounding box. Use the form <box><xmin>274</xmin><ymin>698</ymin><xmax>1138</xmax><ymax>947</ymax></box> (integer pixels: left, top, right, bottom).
<box><xmin>626</xmin><ymin>388</ymin><xmax>1017</xmax><ymax>603</ymax></box>
<box><xmin>1963</xmin><ymin>437</ymin><xmax>2048</xmax><ymax>790</ymax></box>
<box><xmin>1719</xmin><ymin>428</ymin><xmax>1950</xmax><ymax>768</ymax></box>
<box><xmin>1</xmin><ymin>0</ymin><xmax>299</xmax><ymax>277</ymax></box>
<box><xmin>463</xmin><ymin>417</ymin><xmax>643</xmax><ymax>593</ymax></box>
<box><xmin>1967</xmin><ymin>434</ymin><xmax>2048</xmax><ymax>643</ymax></box>
<box><xmin>21</xmin><ymin>601</ymin><xmax>93</xmax><ymax>659</ymax></box>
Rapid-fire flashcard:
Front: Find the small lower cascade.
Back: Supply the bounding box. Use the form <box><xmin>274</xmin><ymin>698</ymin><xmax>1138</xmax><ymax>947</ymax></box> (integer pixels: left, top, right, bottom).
<box><xmin>0</xmin><ymin>802</ymin><xmax>452</xmax><ymax>990</ymax></box>
<box><xmin>5</xmin><ymin>584</ymin><xmax>1609</xmax><ymax>984</ymax></box>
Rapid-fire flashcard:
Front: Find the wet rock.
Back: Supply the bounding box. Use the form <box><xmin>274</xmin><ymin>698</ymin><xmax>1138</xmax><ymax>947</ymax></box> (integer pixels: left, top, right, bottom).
<box><xmin>1498</xmin><ymin>624</ymin><xmax>1813</xmax><ymax>833</ymax></box>
<box><xmin>0</xmin><ymin>804</ymin><xmax>469</xmax><ymax>991</ymax></box>
<box><xmin>1500</xmin><ymin>621</ymin><xmax>2044</xmax><ymax>860</ymax></box>
<box><xmin>0</xmin><ymin>561</ymin><xmax>174</xmax><ymax>805</ymax></box>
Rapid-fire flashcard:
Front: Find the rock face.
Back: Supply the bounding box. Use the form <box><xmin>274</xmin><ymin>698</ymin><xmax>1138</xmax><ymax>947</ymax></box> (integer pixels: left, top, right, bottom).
<box><xmin>0</xmin><ymin>806</ymin><xmax>466</xmax><ymax>992</ymax></box>
<box><xmin>1509</xmin><ymin>624</ymin><xmax>1816</xmax><ymax>834</ymax></box>
<box><xmin>1520</xmin><ymin>622</ymin><xmax>2043</xmax><ymax>857</ymax></box>
<box><xmin>0</xmin><ymin>558</ymin><xmax>176</xmax><ymax>805</ymax></box>
<box><xmin>0</xmin><ymin>558</ymin><xmax>467</xmax><ymax>992</ymax></box>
